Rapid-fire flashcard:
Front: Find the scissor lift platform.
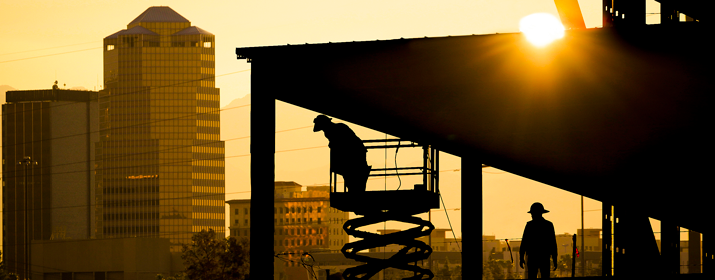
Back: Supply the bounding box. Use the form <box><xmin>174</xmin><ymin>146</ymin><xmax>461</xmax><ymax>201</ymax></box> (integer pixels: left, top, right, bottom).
<box><xmin>331</xmin><ymin>189</ymin><xmax>440</xmax><ymax>215</ymax></box>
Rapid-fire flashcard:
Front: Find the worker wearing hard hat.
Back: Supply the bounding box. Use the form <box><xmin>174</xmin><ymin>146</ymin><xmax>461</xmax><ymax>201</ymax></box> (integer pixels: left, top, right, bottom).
<box><xmin>313</xmin><ymin>115</ymin><xmax>371</xmax><ymax>192</ymax></box>
<box><xmin>520</xmin><ymin>202</ymin><xmax>558</xmax><ymax>278</ymax></box>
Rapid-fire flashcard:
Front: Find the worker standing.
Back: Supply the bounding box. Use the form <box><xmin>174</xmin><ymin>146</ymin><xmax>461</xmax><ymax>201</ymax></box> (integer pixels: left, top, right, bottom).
<box><xmin>519</xmin><ymin>202</ymin><xmax>558</xmax><ymax>278</ymax></box>
<box><xmin>313</xmin><ymin>115</ymin><xmax>371</xmax><ymax>192</ymax></box>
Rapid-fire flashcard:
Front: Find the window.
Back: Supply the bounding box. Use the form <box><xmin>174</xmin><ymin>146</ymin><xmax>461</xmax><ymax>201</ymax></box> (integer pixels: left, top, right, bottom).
<box><xmin>244</xmin><ymin>219</ymin><xmax>248</xmax><ymax>226</ymax></box>
<box><xmin>107</xmin><ymin>44</ymin><xmax>115</xmax><ymax>51</ymax></box>
<box><xmin>297</xmin><ymin>207</ymin><xmax>301</xmax><ymax>213</ymax></box>
<box><xmin>244</xmin><ymin>208</ymin><xmax>248</xmax><ymax>215</ymax></box>
<box><xmin>318</xmin><ymin>207</ymin><xmax>322</xmax><ymax>213</ymax></box>
<box><xmin>235</xmin><ymin>209</ymin><xmax>238</xmax><ymax>215</ymax></box>
<box><xmin>318</xmin><ymin>218</ymin><xmax>321</xmax><ymax>224</ymax></box>
<box><xmin>203</xmin><ymin>41</ymin><xmax>212</xmax><ymax>48</ymax></box>
<box><xmin>234</xmin><ymin>219</ymin><xmax>238</xmax><ymax>225</ymax></box>
<box><xmin>291</xmin><ymin>207</ymin><xmax>295</xmax><ymax>213</ymax></box>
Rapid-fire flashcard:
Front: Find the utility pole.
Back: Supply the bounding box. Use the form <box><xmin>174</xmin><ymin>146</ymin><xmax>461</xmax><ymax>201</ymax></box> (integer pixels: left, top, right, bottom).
<box><xmin>19</xmin><ymin>156</ymin><xmax>37</xmax><ymax>280</ymax></box>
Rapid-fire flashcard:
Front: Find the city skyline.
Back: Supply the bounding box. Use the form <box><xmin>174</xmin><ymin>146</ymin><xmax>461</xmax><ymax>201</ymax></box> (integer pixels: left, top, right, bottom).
<box><xmin>0</xmin><ymin>1</ymin><xmax>704</xmax><ymax>278</ymax></box>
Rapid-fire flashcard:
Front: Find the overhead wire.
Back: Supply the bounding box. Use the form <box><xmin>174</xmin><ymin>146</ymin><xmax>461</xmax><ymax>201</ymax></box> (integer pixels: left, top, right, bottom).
<box><xmin>0</xmin><ymin>68</ymin><xmax>252</xmax><ymax>151</ymax></box>
<box><xmin>0</xmin><ymin>67</ymin><xmax>250</xmax><ymax>128</ymax></box>
<box><xmin>0</xmin><ymin>123</ymin><xmax>314</xmax><ymax>181</ymax></box>
<box><xmin>0</xmin><ymin>41</ymin><xmax>101</xmax><ymax>56</ymax></box>
<box><xmin>0</xmin><ymin>47</ymin><xmax>102</xmax><ymax>64</ymax></box>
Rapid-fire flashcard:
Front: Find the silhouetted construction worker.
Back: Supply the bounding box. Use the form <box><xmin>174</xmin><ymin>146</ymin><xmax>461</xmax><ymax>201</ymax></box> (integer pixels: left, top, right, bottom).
<box><xmin>519</xmin><ymin>202</ymin><xmax>558</xmax><ymax>279</ymax></box>
<box><xmin>313</xmin><ymin>115</ymin><xmax>371</xmax><ymax>192</ymax></box>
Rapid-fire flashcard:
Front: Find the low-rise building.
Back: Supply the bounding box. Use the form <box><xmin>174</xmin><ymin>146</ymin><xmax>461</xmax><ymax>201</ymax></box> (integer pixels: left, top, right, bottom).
<box><xmin>32</xmin><ymin>237</ymin><xmax>182</xmax><ymax>280</ymax></box>
<box><xmin>226</xmin><ymin>181</ymin><xmax>348</xmax><ymax>280</ymax></box>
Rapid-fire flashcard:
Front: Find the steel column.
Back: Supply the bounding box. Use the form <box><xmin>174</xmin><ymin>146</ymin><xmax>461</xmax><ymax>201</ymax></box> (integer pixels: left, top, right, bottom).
<box><xmin>462</xmin><ymin>155</ymin><xmax>481</xmax><ymax>279</ymax></box>
<box><xmin>661</xmin><ymin>220</ymin><xmax>680</xmax><ymax>275</ymax></box>
<box><xmin>249</xmin><ymin>71</ymin><xmax>275</xmax><ymax>279</ymax></box>
<box><xmin>602</xmin><ymin>202</ymin><xmax>612</xmax><ymax>277</ymax></box>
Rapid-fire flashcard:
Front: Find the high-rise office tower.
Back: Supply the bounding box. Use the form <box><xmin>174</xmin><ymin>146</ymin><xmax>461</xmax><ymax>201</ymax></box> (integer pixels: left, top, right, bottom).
<box><xmin>98</xmin><ymin>6</ymin><xmax>225</xmax><ymax>249</ymax></box>
<box><xmin>2</xmin><ymin>87</ymin><xmax>98</xmax><ymax>279</ymax></box>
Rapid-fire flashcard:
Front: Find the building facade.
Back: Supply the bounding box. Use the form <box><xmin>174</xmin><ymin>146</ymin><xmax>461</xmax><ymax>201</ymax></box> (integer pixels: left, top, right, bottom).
<box><xmin>226</xmin><ymin>182</ymin><xmax>349</xmax><ymax>280</ymax></box>
<box><xmin>2</xmin><ymin>88</ymin><xmax>98</xmax><ymax>279</ymax></box>
<box><xmin>98</xmin><ymin>6</ymin><xmax>224</xmax><ymax>248</ymax></box>
<box><xmin>32</xmin><ymin>237</ymin><xmax>182</xmax><ymax>280</ymax></box>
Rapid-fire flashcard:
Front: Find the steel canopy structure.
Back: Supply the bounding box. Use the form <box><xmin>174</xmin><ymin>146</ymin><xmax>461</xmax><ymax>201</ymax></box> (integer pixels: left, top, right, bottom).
<box><xmin>238</xmin><ymin>23</ymin><xmax>712</xmax><ymax>277</ymax></box>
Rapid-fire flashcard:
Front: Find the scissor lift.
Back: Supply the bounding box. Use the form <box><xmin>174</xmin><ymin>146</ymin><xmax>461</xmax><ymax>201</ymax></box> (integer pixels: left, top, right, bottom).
<box><xmin>330</xmin><ymin>139</ymin><xmax>440</xmax><ymax>280</ymax></box>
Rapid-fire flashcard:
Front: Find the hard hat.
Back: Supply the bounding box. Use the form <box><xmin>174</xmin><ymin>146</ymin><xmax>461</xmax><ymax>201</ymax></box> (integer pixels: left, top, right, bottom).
<box><xmin>313</xmin><ymin>115</ymin><xmax>332</xmax><ymax>132</ymax></box>
<box><xmin>528</xmin><ymin>202</ymin><xmax>549</xmax><ymax>213</ymax></box>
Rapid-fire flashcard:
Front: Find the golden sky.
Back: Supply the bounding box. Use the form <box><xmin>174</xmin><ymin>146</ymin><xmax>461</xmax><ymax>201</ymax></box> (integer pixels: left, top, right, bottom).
<box><xmin>1</xmin><ymin>0</ymin><xmax>665</xmax><ymax>241</ymax></box>
<box><xmin>1</xmin><ymin>0</ymin><xmax>651</xmax><ymax>105</ymax></box>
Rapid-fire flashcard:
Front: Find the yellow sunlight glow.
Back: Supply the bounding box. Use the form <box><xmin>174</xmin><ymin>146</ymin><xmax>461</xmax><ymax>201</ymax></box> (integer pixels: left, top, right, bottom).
<box><xmin>519</xmin><ymin>13</ymin><xmax>565</xmax><ymax>47</ymax></box>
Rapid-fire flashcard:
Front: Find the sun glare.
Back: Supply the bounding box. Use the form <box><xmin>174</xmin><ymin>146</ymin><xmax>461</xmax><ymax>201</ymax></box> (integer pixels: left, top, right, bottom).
<box><xmin>519</xmin><ymin>13</ymin><xmax>565</xmax><ymax>47</ymax></box>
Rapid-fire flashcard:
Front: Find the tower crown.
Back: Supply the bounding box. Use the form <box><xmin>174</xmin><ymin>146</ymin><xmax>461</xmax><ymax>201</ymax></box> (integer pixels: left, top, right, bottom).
<box><xmin>128</xmin><ymin>6</ymin><xmax>189</xmax><ymax>28</ymax></box>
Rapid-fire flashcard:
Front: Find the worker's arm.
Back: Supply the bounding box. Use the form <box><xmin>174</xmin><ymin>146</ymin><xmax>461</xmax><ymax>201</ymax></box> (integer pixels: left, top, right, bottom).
<box><xmin>519</xmin><ymin>223</ymin><xmax>529</xmax><ymax>268</ymax></box>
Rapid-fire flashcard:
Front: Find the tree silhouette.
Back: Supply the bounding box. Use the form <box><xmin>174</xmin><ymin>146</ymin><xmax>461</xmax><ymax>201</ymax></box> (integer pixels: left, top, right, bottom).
<box><xmin>158</xmin><ymin>229</ymin><xmax>249</xmax><ymax>280</ymax></box>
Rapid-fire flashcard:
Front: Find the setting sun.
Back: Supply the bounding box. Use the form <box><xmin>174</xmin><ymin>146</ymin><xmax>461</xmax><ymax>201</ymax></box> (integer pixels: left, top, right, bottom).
<box><xmin>519</xmin><ymin>13</ymin><xmax>565</xmax><ymax>47</ymax></box>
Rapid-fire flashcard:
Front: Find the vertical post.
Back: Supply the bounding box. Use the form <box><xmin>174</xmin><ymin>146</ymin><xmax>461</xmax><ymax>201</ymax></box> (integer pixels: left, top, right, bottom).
<box><xmin>602</xmin><ymin>0</ymin><xmax>614</xmax><ymax>27</ymax></box>
<box><xmin>461</xmin><ymin>155</ymin><xmax>481</xmax><ymax>279</ymax></box>
<box><xmin>581</xmin><ymin>196</ymin><xmax>585</xmax><ymax>277</ymax></box>
<box><xmin>250</xmin><ymin>79</ymin><xmax>275</xmax><ymax>279</ymax></box>
<box><xmin>602</xmin><ymin>202</ymin><xmax>612</xmax><ymax>277</ymax></box>
<box><xmin>572</xmin><ymin>234</ymin><xmax>577</xmax><ymax>277</ymax></box>
<box><xmin>422</xmin><ymin>145</ymin><xmax>428</xmax><ymax>188</ymax></box>
<box><xmin>662</xmin><ymin>220</ymin><xmax>680</xmax><ymax>275</ymax></box>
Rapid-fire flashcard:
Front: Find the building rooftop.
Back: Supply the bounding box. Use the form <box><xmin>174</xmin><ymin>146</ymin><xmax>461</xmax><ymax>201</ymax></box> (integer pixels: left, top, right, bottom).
<box><xmin>173</xmin><ymin>26</ymin><xmax>213</xmax><ymax>36</ymax></box>
<box><xmin>105</xmin><ymin>26</ymin><xmax>159</xmax><ymax>39</ymax></box>
<box><xmin>6</xmin><ymin>88</ymin><xmax>97</xmax><ymax>103</ymax></box>
<box><xmin>128</xmin><ymin>6</ymin><xmax>189</xmax><ymax>25</ymax></box>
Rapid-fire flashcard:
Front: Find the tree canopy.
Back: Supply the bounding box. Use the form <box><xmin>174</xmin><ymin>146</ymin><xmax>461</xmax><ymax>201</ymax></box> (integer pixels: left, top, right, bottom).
<box><xmin>158</xmin><ymin>229</ymin><xmax>249</xmax><ymax>280</ymax></box>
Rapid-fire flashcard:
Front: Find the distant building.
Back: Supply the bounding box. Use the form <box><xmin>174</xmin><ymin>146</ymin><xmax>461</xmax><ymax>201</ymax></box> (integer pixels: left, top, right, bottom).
<box><xmin>2</xmin><ymin>88</ymin><xmax>98</xmax><ymax>279</ymax></box>
<box><xmin>98</xmin><ymin>6</ymin><xmax>225</xmax><ymax>250</ymax></box>
<box><xmin>226</xmin><ymin>182</ymin><xmax>348</xmax><ymax>280</ymax></box>
<box><xmin>369</xmin><ymin>228</ymin><xmax>453</xmax><ymax>253</ymax></box>
<box><xmin>577</xmin><ymin>228</ymin><xmax>602</xmax><ymax>253</ymax></box>
<box><xmin>32</xmin><ymin>237</ymin><xmax>182</xmax><ymax>280</ymax></box>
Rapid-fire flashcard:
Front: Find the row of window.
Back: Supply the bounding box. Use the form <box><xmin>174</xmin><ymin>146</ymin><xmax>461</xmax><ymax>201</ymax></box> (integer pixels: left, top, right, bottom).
<box><xmin>273</xmin><ymin>206</ymin><xmax>323</xmax><ymax>214</ymax></box>
<box><xmin>106</xmin><ymin>42</ymin><xmax>213</xmax><ymax>51</ymax></box>
<box><xmin>274</xmin><ymin>238</ymin><xmax>345</xmax><ymax>247</ymax></box>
